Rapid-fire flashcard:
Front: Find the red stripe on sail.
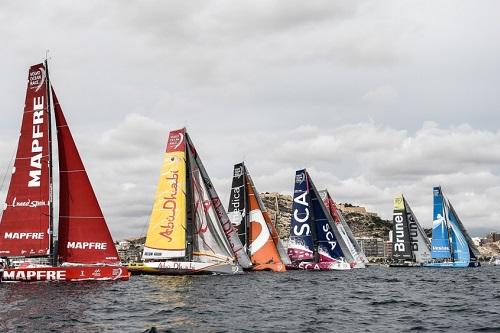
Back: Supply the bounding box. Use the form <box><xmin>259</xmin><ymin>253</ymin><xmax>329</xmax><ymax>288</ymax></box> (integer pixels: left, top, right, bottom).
<box><xmin>0</xmin><ymin>64</ymin><xmax>50</xmax><ymax>257</ymax></box>
<box><xmin>53</xmin><ymin>89</ymin><xmax>119</xmax><ymax>264</ymax></box>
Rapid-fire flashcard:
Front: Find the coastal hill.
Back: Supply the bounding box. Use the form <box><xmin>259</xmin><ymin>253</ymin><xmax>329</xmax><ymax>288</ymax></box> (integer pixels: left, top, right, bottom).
<box><xmin>260</xmin><ymin>192</ymin><xmax>392</xmax><ymax>240</ymax></box>
<box><xmin>119</xmin><ymin>192</ymin><xmax>499</xmax><ymax>260</ymax></box>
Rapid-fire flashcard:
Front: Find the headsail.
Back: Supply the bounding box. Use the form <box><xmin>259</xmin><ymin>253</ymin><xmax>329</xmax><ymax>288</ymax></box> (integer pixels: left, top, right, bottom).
<box><xmin>189</xmin><ymin>147</ymin><xmax>235</xmax><ymax>264</ymax></box>
<box><xmin>53</xmin><ymin>89</ymin><xmax>120</xmax><ymax>265</ymax></box>
<box><xmin>245</xmin><ymin>169</ymin><xmax>291</xmax><ymax>266</ymax></box>
<box><xmin>143</xmin><ymin>129</ymin><xmax>187</xmax><ymax>260</ymax></box>
<box><xmin>430</xmin><ymin>186</ymin><xmax>452</xmax><ymax>259</ymax></box>
<box><xmin>309</xmin><ymin>183</ymin><xmax>351</xmax><ymax>263</ymax></box>
<box><xmin>321</xmin><ymin>190</ymin><xmax>365</xmax><ymax>267</ymax></box>
<box><xmin>403</xmin><ymin>197</ymin><xmax>431</xmax><ymax>263</ymax></box>
<box><xmin>446</xmin><ymin>201</ymin><xmax>480</xmax><ymax>259</ymax></box>
<box><xmin>184</xmin><ymin>133</ymin><xmax>252</xmax><ymax>269</ymax></box>
<box><xmin>0</xmin><ymin>64</ymin><xmax>51</xmax><ymax>258</ymax></box>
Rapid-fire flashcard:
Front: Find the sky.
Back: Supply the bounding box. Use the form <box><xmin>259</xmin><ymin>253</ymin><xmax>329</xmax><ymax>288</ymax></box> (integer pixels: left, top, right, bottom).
<box><xmin>1</xmin><ymin>1</ymin><xmax>499</xmax><ymax>239</ymax></box>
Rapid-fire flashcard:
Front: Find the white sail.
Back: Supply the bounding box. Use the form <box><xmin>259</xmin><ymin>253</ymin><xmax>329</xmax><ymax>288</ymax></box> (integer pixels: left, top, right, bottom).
<box><xmin>189</xmin><ymin>153</ymin><xmax>235</xmax><ymax>263</ymax></box>
<box><xmin>404</xmin><ymin>198</ymin><xmax>431</xmax><ymax>263</ymax></box>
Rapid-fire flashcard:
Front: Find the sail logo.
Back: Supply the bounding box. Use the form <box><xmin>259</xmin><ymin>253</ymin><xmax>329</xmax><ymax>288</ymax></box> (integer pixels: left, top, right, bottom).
<box><xmin>292</xmin><ymin>192</ymin><xmax>310</xmax><ymax>236</ymax></box>
<box><xmin>4</xmin><ymin>232</ymin><xmax>44</xmax><ymax>239</ymax></box>
<box><xmin>11</xmin><ymin>197</ymin><xmax>48</xmax><ymax>208</ymax></box>
<box><xmin>67</xmin><ymin>242</ymin><xmax>107</xmax><ymax>250</ymax></box>
<box><xmin>393</xmin><ymin>212</ymin><xmax>406</xmax><ymax>252</ymax></box>
<box><xmin>2</xmin><ymin>269</ymin><xmax>65</xmax><ymax>281</ymax></box>
<box><xmin>408</xmin><ymin>213</ymin><xmax>419</xmax><ymax>251</ymax></box>
<box><xmin>29</xmin><ymin>67</ymin><xmax>46</xmax><ymax>92</ymax></box>
<box><xmin>233</xmin><ymin>166</ymin><xmax>244</xmax><ymax>178</ymax></box>
<box><xmin>167</xmin><ymin>131</ymin><xmax>184</xmax><ymax>151</ymax></box>
<box><xmin>28</xmin><ymin>95</ymin><xmax>45</xmax><ymax>188</ymax></box>
<box><xmin>159</xmin><ymin>170</ymin><xmax>180</xmax><ymax>242</ymax></box>
<box><xmin>322</xmin><ymin>224</ymin><xmax>337</xmax><ymax>250</ymax></box>
<box><xmin>295</xmin><ymin>172</ymin><xmax>305</xmax><ymax>184</ymax></box>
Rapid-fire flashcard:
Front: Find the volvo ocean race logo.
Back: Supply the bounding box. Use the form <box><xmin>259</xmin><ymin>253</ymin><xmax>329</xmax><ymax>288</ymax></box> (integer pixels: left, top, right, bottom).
<box><xmin>295</xmin><ymin>172</ymin><xmax>305</xmax><ymax>184</ymax></box>
<box><xmin>233</xmin><ymin>165</ymin><xmax>244</xmax><ymax>178</ymax></box>
<box><xmin>168</xmin><ymin>131</ymin><xmax>184</xmax><ymax>151</ymax></box>
<box><xmin>29</xmin><ymin>67</ymin><xmax>46</xmax><ymax>92</ymax></box>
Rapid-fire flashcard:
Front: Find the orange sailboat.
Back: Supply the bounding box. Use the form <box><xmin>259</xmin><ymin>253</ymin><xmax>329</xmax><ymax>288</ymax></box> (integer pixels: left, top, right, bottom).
<box><xmin>227</xmin><ymin>163</ymin><xmax>290</xmax><ymax>272</ymax></box>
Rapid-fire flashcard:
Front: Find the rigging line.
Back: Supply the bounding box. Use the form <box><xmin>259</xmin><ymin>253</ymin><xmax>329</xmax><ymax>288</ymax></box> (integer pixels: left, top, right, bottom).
<box><xmin>0</xmin><ymin>143</ymin><xmax>18</xmax><ymax>192</ymax></box>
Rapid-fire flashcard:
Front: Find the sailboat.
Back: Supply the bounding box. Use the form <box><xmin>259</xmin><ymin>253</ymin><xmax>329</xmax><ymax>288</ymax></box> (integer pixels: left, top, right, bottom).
<box><xmin>287</xmin><ymin>169</ymin><xmax>351</xmax><ymax>270</ymax></box>
<box><xmin>389</xmin><ymin>194</ymin><xmax>431</xmax><ymax>267</ymax></box>
<box><xmin>128</xmin><ymin>129</ymin><xmax>251</xmax><ymax>275</ymax></box>
<box><xmin>424</xmin><ymin>186</ymin><xmax>481</xmax><ymax>268</ymax></box>
<box><xmin>0</xmin><ymin>62</ymin><xmax>129</xmax><ymax>282</ymax></box>
<box><xmin>320</xmin><ymin>190</ymin><xmax>368</xmax><ymax>268</ymax></box>
<box><xmin>227</xmin><ymin>162</ymin><xmax>290</xmax><ymax>272</ymax></box>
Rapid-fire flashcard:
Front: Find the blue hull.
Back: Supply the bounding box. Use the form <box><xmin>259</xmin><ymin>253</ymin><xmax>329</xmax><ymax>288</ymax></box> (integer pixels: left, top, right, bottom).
<box><xmin>423</xmin><ymin>261</ymin><xmax>480</xmax><ymax>268</ymax></box>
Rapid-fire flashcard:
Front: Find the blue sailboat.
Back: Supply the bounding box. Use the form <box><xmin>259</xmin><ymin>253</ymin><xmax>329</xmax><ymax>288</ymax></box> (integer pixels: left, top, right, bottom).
<box><xmin>424</xmin><ymin>186</ymin><xmax>480</xmax><ymax>268</ymax></box>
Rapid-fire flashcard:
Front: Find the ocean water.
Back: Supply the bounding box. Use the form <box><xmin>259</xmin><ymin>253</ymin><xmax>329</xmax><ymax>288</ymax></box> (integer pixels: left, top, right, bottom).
<box><xmin>0</xmin><ymin>265</ymin><xmax>499</xmax><ymax>332</ymax></box>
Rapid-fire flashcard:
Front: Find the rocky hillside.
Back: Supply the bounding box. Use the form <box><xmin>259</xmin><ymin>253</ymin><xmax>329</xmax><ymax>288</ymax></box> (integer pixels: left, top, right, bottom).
<box><xmin>260</xmin><ymin>192</ymin><xmax>392</xmax><ymax>239</ymax></box>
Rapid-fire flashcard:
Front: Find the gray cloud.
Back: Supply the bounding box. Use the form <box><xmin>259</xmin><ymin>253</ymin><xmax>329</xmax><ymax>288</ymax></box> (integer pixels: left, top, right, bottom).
<box><xmin>1</xmin><ymin>1</ymin><xmax>500</xmax><ymax>239</ymax></box>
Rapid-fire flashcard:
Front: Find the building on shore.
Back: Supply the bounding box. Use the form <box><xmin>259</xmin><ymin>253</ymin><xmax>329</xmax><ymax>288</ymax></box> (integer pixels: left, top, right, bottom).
<box><xmin>358</xmin><ymin>237</ymin><xmax>385</xmax><ymax>258</ymax></box>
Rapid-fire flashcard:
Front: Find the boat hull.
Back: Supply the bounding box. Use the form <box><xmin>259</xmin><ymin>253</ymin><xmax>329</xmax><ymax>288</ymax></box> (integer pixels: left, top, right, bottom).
<box><xmin>423</xmin><ymin>261</ymin><xmax>480</xmax><ymax>268</ymax></box>
<box><xmin>286</xmin><ymin>261</ymin><xmax>351</xmax><ymax>271</ymax></box>
<box><xmin>387</xmin><ymin>261</ymin><xmax>423</xmax><ymax>268</ymax></box>
<box><xmin>1</xmin><ymin>266</ymin><xmax>130</xmax><ymax>282</ymax></box>
<box><xmin>250</xmin><ymin>263</ymin><xmax>286</xmax><ymax>272</ymax></box>
<box><xmin>128</xmin><ymin>261</ymin><xmax>242</xmax><ymax>275</ymax></box>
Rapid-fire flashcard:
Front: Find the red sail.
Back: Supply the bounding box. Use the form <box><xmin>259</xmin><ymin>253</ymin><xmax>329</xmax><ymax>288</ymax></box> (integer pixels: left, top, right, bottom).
<box><xmin>53</xmin><ymin>89</ymin><xmax>119</xmax><ymax>264</ymax></box>
<box><xmin>0</xmin><ymin>64</ymin><xmax>51</xmax><ymax>257</ymax></box>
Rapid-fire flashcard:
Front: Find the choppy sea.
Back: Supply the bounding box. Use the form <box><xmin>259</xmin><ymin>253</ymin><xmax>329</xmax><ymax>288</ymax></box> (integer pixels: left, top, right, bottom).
<box><xmin>1</xmin><ymin>265</ymin><xmax>499</xmax><ymax>332</ymax></box>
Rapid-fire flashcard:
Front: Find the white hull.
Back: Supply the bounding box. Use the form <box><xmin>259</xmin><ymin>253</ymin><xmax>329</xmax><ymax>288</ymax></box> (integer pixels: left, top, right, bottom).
<box><xmin>128</xmin><ymin>261</ymin><xmax>241</xmax><ymax>275</ymax></box>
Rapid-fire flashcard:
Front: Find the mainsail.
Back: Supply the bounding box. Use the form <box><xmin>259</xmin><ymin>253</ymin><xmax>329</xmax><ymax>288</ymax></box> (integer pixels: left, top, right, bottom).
<box><xmin>0</xmin><ymin>64</ymin><xmax>51</xmax><ymax>258</ymax></box>
<box><xmin>53</xmin><ymin>90</ymin><xmax>120</xmax><ymax>265</ymax></box>
<box><xmin>430</xmin><ymin>186</ymin><xmax>452</xmax><ymax>259</ymax></box>
<box><xmin>288</xmin><ymin>170</ymin><xmax>315</xmax><ymax>261</ymax></box>
<box><xmin>391</xmin><ymin>195</ymin><xmax>413</xmax><ymax>260</ymax></box>
<box><xmin>227</xmin><ymin>163</ymin><xmax>287</xmax><ymax>271</ymax></box>
<box><xmin>143</xmin><ymin>129</ymin><xmax>187</xmax><ymax>260</ymax></box>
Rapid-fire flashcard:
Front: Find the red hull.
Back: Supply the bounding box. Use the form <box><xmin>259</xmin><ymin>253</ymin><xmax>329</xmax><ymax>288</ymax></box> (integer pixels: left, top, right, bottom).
<box><xmin>1</xmin><ymin>266</ymin><xmax>129</xmax><ymax>282</ymax></box>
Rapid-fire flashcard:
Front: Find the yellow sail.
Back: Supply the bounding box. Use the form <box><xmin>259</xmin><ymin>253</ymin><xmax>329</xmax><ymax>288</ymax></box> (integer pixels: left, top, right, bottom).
<box><xmin>143</xmin><ymin>129</ymin><xmax>187</xmax><ymax>259</ymax></box>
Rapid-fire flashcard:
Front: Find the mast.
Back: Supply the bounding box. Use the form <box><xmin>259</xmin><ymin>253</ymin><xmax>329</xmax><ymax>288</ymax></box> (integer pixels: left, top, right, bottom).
<box><xmin>44</xmin><ymin>58</ymin><xmax>55</xmax><ymax>264</ymax></box>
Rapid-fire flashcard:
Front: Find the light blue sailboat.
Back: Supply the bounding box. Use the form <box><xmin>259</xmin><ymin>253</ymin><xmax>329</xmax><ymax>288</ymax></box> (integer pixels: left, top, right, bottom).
<box><xmin>424</xmin><ymin>186</ymin><xmax>480</xmax><ymax>268</ymax></box>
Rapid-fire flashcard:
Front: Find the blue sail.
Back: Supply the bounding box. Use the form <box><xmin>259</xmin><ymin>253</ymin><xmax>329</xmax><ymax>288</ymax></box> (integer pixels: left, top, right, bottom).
<box><xmin>447</xmin><ymin>201</ymin><xmax>470</xmax><ymax>263</ymax></box>
<box><xmin>309</xmin><ymin>182</ymin><xmax>345</xmax><ymax>260</ymax></box>
<box><xmin>430</xmin><ymin>186</ymin><xmax>452</xmax><ymax>259</ymax></box>
<box><xmin>287</xmin><ymin>170</ymin><xmax>315</xmax><ymax>261</ymax></box>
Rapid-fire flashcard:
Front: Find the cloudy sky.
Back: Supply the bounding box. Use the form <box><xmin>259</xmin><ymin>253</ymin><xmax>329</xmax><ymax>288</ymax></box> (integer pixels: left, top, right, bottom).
<box><xmin>1</xmin><ymin>1</ymin><xmax>499</xmax><ymax>239</ymax></box>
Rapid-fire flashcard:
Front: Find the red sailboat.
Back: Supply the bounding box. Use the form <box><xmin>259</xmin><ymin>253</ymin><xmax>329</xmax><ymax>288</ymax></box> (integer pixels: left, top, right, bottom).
<box><xmin>0</xmin><ymin>62</ymin><xmax>129</xmax><ymax>282</ymax></box>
